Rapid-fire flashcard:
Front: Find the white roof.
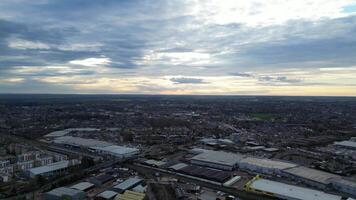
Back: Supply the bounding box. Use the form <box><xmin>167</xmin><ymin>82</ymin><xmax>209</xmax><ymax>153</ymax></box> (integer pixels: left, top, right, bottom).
<box><xmin>92</xmin><ymin>145</ymin><xmax>139</xmax><ymax>155</ymax></box>
<box><xmin>191</xmin><ymin>151</ymin><xmax>245</xmax><ymax>166</ymax></box>
<box><xmin>169</xmin><ymin>163</ymin><xmax>188</xmax><ymax>171</ymax></box>
<box><xmin>29</xmin><ymin>160</ymin><xmax>70</xmax><ymax>175</ymax></box>
<box><xmin>70</xmin><ymin>182</ymin><xmax>94</xmax><ymax>191</ymax></box>
<box><xmin>334</xmin><ymin>141</ymin><xmax>356</xmax><ymax>148</ymax></box>
<box><xmin>97</xmin><ymin>190</ymin><xmax>118</xmax><ymax>199</ymax></box>
<box><xmin>45</xmin><ymin>128</ymin><xmax>99</xmax><ymax>137</ymax></box>
<box><xmin>47</xmin><ymin>187</ymin><xmax>84</xmax><ymax>197</ymax></box>
<box><xmin>114</xmin><ymin>177</ymin><xmax>142</xmax><ymax>190</ymax></box>
<box><xmin>240</xmin><ymin>157</ymin><xmax>297</xmax><ymax>170</ymax></box>
<box><xmin>54</xmin><ymin>136</ymin><xmax>112</xmax><ymax>148</ymax></box>
<box><xmin>250</xmin><ymin>178</ymin><xmax>342</xmax><ymax>200</ymax></box>
<box><xmin>284</xmin><ymin>166</ymin><xmax>340</xmax><ymax>184</ymax></box>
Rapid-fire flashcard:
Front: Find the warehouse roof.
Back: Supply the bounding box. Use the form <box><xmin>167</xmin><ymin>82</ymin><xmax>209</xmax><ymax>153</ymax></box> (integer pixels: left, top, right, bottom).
<box><xmin>283</xmin><ymin>166</ymin><xmax>340</xmax><ymax>184</ymax></box>
<box><xmin>240</xmin><ymin>157</ymin><xmax>297</xmax><ymax>170</ymax></box>
<box><xmin>70</xmin><ymin>182</ymin><xmax>94</xmax><ymax>191</ymax></box>
<box><xmin>334</xmin><ymin>141</ymin><xmax>356</xmax><ymax>148</ymax></box>
<box><xmin>29</xmin><ymin>160</ymin><xmax>70</xmax><ymax>175</ymax></box>
<box><xmin>114</xmin><ymin>177</ymin><xmax>142</xmax><ymax>191</ymax></box>
<box><xmin>54</xmin><ymin>136</ymin><xmax>111</xmax><ymax>147</ymax></box>
<box><xmin>169</xmin><ymin>163</ymin><xmax>188</xmax><ymax>171</ymax></box>
<box><xmin>92</xmin><ymin>145</ymin><xmax>139</xmax><ymax>155</ymax></box>
<box><xmin>46</xmin><ymin>187</ymin><xmax>85</xmax><ymax>197</ymax></box>
<box><xmin>115</xmin><ymin>190</ymin><xmax>145</xmax><ymax>200</ymax></box>
<box><xmin>45</xmin><ymin>128</ymin><xmax>99</xmax><ymax>137</ymax></box>
<box><xmin>330</xmin><ymin>177</ymin><xmax>356</xmax><ymax>188</ymax></box>
<box><xmin>97</xmin><ymin>190</ymin><xmax>118</xmax><ymax>199</ymax></box>
<box><xmin>249</xmin><ymin>178</ymin><xmax>341</xmax><ymax>200</ymax></box>
<box><xmin>191</xmin><ymin>151</ymin><xmax>244</xmax><ymax>166</ymax></box>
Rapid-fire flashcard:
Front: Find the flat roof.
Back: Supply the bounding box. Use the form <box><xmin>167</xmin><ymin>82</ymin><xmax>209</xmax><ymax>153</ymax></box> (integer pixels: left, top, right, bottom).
<box><xmin>169</xmin><ymin>163</ymin><xmax>188</xmax><ymax>171</ymax></box>
<box><xmin>331</xmin><ymin>178</ymin><xmax>356</xmax><ymax>188</ymax></box>
<box><xmin>47</xmin><ymin>187</ymin><xmax>84</xmax><ymax>197</ymax></box>
<box><xmin>191</xmin><ymin>151</ymin><xmax>245</xmax><ymax>166</ymax></box>
<box><xmin>240</xmin><ymin>157</ymin><xmax>297</xmax><ymax>170</ymax></box>
<box><xmin>93</xmin><ymin>145</ymin><xmax>139</xmax><ymax>155</ymax></box>
<box><xmin>29</xmin><ymin>160</ymin><xmax>70</xmax><ymax>175</ymax></box>
<box><xmin>114</xmin><ymin>177</ymin><xmax>142</xmax><ymax>190</ymax></box>
<box><xmin>115</xmin><ymin>190</ymin><xmax>145</xmax><ymax>200</ymax></box>
<box><xmin>70</xmin><ymin>182</ymin><xmax>94</xmax><ymax>191</ymax></box>
<box><xmin>250</xmin><ymin>178</ymin><xmax>342</xmax><ymax>200</ymax></box>
<box><xmin>97</xmin><ymin>190</ymin><xmax>118</xmax><ymax>199</ymax></box>
<box><xmin>284</xmin><ymin>166</ymin><xmax>340</xmax><ymax>184</ymax></box>
<box><xmin>54</xmin><ymin>136</ymin><xmax>112</xmax><ymax>148</ymax></box>
<box><xmin>45</xmin><ymin>128</ymin><xmax>100</xmax><ymax>137</ymax></box>
<box><xmin>334</xmin><ymin>141</ymin><xmax>356</xmax><ymax>148</ymax></box>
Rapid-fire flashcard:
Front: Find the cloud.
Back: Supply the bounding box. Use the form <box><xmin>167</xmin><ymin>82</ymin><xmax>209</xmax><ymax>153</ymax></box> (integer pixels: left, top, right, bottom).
<box><xmin>230</xmin><ymin>72</ymin><xmax>254</xmax><ymax>78</ymax></box>
<box><xmin>170</xmin><ymin>77</ymin><xmax>208</xmax><ymax>84</ymax></box>
<box><xmin>258</xmin><ymin>76</ymin><xmax>302</xmax><ymax>84</ymax></box>
<box><xmin>69</xmin><ymin>57</ymin><xmax>112</xmax><ymax>67</ymax></box>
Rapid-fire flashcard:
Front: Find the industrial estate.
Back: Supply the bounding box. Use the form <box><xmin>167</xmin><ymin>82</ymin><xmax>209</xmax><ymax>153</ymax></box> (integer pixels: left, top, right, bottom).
<box><xmin>0</xmin><ymin>95</ymin><xmax>356</xmax><ymax>200</ymax></box>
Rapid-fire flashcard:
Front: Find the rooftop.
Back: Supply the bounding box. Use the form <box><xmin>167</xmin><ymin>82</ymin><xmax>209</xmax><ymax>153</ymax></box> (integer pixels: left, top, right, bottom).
<box><xmin>283</xmin><ymin>166</ymin><xmax>340</xmax><ymax>184</ymax></box>
<box><xmin>334</xmin><ymin>141</ymin><xmax>356</xmax><ymax>148</ymax></box>
<box><xmin>114</xmin><ymin>177</ymin><xmax>143</xmax><ymax>191</ymax></box>
<box><xmin>70</xmin><ymin>182</ymin><xmax>94</xmax><ymax>191</ymax></box>
<box><xmin>97</xmin><ymin>190</ymin><xmax>118</xmax><ymax>199</ymax></box>
<box><xmin>249</xmin><ymin>178</ymin><xmax>341</xmax><ymax>200</ymax></box>
<box><xmin>191</xmin><ymin>150</ymin><xmax>245</xmax><ymax>166</ymax></box>
<box><xmin>54</xmin><ymin>136</ymin><xmax>112</xmax><ymax>148</ymax></box>
<box><xmin>115</xmin><ymin>190</ymin><xmax>145</xmax><ymax>200</ymax></box>
<box><xmin>240</xmin><ymin>157</ymin><xmax>297</xmax><ymax>170</ymax></box>
<box><xmin>29</xmin><ymin>160</ymin><xmax>71</xmax><ymax>175</ymax></box>
<box><xmin>46</xmin><ymin>187</ymin><xmax>85</xmax><ymax>197</ymax></box>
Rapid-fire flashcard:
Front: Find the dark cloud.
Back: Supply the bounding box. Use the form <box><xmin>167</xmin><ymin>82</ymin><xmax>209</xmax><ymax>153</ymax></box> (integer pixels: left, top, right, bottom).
<box><xmin>258</xmin><ymin>76</ymin><xmax>302</xmax><ymax>84</ymax></box>
<box><xmin>170</xmin><ymin>77</ymin><xmax>208</xmax><ymax>84</ymax></box>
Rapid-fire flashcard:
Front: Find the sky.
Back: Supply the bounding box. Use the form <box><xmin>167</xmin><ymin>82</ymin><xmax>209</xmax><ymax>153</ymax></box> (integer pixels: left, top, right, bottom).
<box><xmin>1</xmin><ymin>0</ymin><xmax>356</xmax><ymax>96</ymax></box>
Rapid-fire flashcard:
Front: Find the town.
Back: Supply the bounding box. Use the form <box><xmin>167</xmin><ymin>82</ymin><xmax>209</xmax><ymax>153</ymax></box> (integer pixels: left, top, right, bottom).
<box><xmin>0</xmin><ymin>94</ymin><xmax>356</xmax><ymax>200</ymax></box>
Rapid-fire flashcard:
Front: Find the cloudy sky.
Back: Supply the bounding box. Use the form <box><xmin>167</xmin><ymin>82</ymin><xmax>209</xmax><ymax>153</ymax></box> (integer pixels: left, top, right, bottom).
<box><xmin>1</xmin><ymin>0</ymin><xmax>356</xmax><ymax>95</ymax></box>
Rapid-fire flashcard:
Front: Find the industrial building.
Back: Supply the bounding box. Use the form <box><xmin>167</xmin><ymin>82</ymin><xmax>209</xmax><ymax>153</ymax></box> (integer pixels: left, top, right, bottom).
<box><xmin>113</xmin><ymin>177</ymin><xmax>143</xmax><ymax>193</ymax></box>
<box><xmin>190</xmin><ymin>150</ymin><xmax>245</xmax><ymax>170</ymax></box>
<box><xmin>245</xmin><ymin>177</ymin><xmax>342</xmax><ymax>200</ymax></box>
<box><xmin>330</xmin><ymin>178</ymin><xmax>356</xmax><ymax>197</ymax></box>
<box><xmin>44</xmin><ymin>187</ymin><xmax>87</xmax><ymax>200</ymax></box>
<box><xmin>283</xmin><ymin>166</ymin><xmax>341</xmax><ymax>189</ymax></box>
<box><xmin>53</xmin><ymin>136</ymin><xmax>139</xmax><ymax>159</ymax></box>
<box><xmin>334</xmin><ymin>141</ymin><xmax>356</xmax><ymax>150</ymax></box>
<box><xmin>70</xmin><ymin>182</ymin><xmax>95</xmax><ymax>191</ymax></box>
<box><xmin>28</xmin><ymin>159</ymin><xmax>80</xmax><ymax>178</ymax></box>
<box><xmin>90</xmin><ymin>145</ymin><xmax>139</xmax><ymax>159</ymax></box>
<box><xmin>97</xmin><ymin>190</ymin><xmax>118</xmax><ymax>200</ymax></box>
<box><xmin>238</xmin><ymin>157</ymin><xmax>297</xmax><ymax>175</ymax></box>
<box><xmin>115</xmin><ymin>190</ymin><xmax>145</xmax><ymax>200</ymax></box>
<box><xmin>178</xmin><ymin>165</ymin><xmax>231</xmax><ymax>183</ymax></box>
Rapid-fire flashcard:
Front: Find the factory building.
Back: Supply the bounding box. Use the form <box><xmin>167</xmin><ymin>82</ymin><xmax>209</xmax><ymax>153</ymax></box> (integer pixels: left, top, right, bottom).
<box><xmin>190</xmin><ymin>150</ymin><xmax>245</xmax><ymax>170</ymax></box>
<box><xmin>334</xmin><ymin>141</ymin><xmax>356</xmax><ymax>150</ymax></box>
<box><xmin>245</xmin><ymin>176</ymin><xmax>342</xmax><ymax>200</ymax></box>
<box><xmin>238</xmin><ymin>157</ymin><xmax>297</xmax><ymax>175</ymax></box>
<box><xmin>53</xmin><ymin>136</ymin><xmax>139</xmax><ymax>159</ymax></box>
<box><xmin>283</xmin><ymin>166</ymin><xmax>341</xmax><ymax>189</ymax></box>
<box><xmin>330</xmin><ymin>178</ymin><xmax>356</xmax><ymax>198</ymax></box>
<box><xmin>28</xmin><ymin>159</ymin><xmax>80</xmax><ymax>178</ymax></box>
<box><xmin>70</xmin><ymin>182</ymin><xmax>95</xmax><ymax>192</ymax></box>
<box><xmin>113</xmin><ymin>177</ymin><xmax>143</xmax><ymax>194</ymax></box>
<box><xmin>44</xmin><ymin>187</ymin><xmax>87</xmax><ymax>200</ymax></box>
<box><xmin>90</xmin><ymin>145</ymin><xmax>139</xmax><ymax>159</ymax></box>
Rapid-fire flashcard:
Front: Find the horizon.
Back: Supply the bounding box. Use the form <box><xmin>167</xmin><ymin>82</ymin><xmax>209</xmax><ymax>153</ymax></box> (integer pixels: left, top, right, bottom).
<box><xmin>1</xmin><ymin>1</ymin><xmax>356</xmax><ymax>95</ymax></box>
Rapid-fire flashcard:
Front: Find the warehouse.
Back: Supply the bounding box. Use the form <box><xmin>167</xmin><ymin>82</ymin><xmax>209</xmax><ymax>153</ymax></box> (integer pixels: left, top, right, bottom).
<box><xmin>334</xmin><ymin>141</ymin><xmax>356</xmax><ymax>150</ymax></box>
<box><xmin>90</xmin><ymin>145</ymin><xmax>139</xmax><ymax>159</ymax></box>
<box><xmin>238</xmin><ymin>157</ymin><xmax>297</xmax><ymax>175</ymax></box>
<box><xmin>115</xmin><ymin>190</ymin><xmax>145</xmax><ymax>200</ymax></box>
<box><xmin>28</xmin><ymin>160</ymin><xmax>80</xmax><ymax>178</ymax></box>
<box><xmin>283</xmin><ymin>166</ymin><xmax>340</xmax><ymax>189</ymax></box>
<box><xmin>70</xmin><ymin>182</ymin><xmax>94</xmax><ymax>191</ymax></box>
<box><xmin>190</xmin><ymin>150</ymin><xmax>245</xmax><ymax>170</ymax></box>
<box><xmin>330</xmin><ymin>178</ymin><xmax>356</xmax><ymax>197</ymax></box>
<box><xmin>245</xmin><ymin>177</ymin><xmax>342</xmax><ymax>200</ymax></box>
<box><xmin>53</xmin><ymin>136</ymin><xmax>139</xmax><ymax>159</ymax></box>
<box><xmin>113</xmin><ymin>177</ymin><xmax>143</xmax><ymax>193</ymax></box>
<box><xmin>178</xmin><ymin>165</ymin><xmax>231</xmax><ymax>183</ymax></box>
<box><xmin>44</xmin><ymin>187</ymin><xmax>87</xmax><ymax>200</ymax></box>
